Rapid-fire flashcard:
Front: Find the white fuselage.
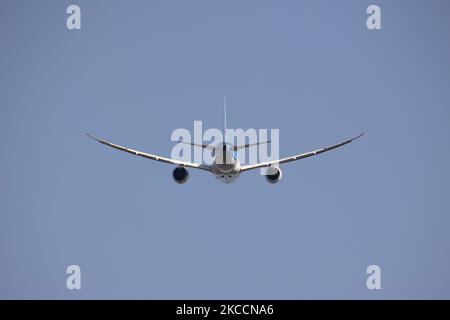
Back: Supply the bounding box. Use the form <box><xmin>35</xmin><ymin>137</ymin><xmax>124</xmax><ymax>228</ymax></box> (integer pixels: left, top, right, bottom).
<box><xmin>211</xmin><ymin>144</ymin><xmax>241</xmax><ymax>184</ymax></box>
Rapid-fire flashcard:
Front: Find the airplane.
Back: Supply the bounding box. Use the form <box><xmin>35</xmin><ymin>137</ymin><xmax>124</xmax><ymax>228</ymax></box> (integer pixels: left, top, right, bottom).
<box><xmin>87</xmin><ymin>99</ymin><xmax>364</xmax><ymax>184</ymax></box>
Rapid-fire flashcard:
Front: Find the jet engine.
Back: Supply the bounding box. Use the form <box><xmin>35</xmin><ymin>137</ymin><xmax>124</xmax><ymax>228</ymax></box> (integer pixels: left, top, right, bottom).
<box><xmin>172</xmin><ymin>166</ymin><xmax>189</xmax><ymax>184</ymax></box>
<box><xmin>265</xmin><ymin>166</ymin><xmax>282</xmax><ymax>184</ymax></box>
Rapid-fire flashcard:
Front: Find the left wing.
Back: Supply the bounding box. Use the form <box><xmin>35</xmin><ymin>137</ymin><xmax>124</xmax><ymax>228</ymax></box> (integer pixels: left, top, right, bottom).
<box><xmin>87</xmin><ymin>134</ymin><xmax>212</xmax><ymax>172</ymax></box>
<box><xmin>240</xmin><ymin>132</ymin><xmax>364</xmax><ymax>172</ymax></box>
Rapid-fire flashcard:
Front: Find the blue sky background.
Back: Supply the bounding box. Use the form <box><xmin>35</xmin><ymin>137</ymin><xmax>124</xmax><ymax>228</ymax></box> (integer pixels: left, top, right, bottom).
<box><xmin>1</xmin><ymin>0</ymin><xmax>450</xmax><ymax>299</ymax></box>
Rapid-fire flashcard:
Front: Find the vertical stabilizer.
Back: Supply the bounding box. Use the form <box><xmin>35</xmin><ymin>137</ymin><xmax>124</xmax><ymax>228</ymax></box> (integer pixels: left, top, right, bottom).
<box><xmin>223</xmin><ymin>96</ymin><xmax>227</xmax><ymax>138</ymax></box>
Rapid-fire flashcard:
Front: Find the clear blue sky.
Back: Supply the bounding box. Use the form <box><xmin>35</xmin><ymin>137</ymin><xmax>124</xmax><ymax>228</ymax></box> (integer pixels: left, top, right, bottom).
<box><xmin>1</xmin><ymin>0</ymin><xmax>450</xmax><ymax>299</ymax></box>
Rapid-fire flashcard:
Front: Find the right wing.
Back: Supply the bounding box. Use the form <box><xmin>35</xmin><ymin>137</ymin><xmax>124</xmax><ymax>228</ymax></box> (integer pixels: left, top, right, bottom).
<box><xmin>87</xmin><ymin>134</ymin><xmax>212</xmax><ymax>172</ymax></box>
<box><xmin>240</xmin><ymin>132</ymin><xmax>364</xmax><ymax>172</ymax></box>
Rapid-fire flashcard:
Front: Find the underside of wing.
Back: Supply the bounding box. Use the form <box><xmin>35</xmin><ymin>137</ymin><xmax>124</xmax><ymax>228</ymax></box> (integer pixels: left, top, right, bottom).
<box><xmin>87</xmin><ymin>134</ymin><xmax>212</xmax><ymax>172</ymax></box>
<box><xmin>240</xmin><ymin>132</ymin><xmax>364</xmax><ymax>172</ymax></box>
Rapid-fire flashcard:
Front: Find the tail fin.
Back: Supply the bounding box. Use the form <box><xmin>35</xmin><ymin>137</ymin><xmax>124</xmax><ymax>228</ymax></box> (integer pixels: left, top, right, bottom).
<box><xmin>223</xmin><ymin>96</ymin><xmax>227</xmax><ymax>138</ymax></box>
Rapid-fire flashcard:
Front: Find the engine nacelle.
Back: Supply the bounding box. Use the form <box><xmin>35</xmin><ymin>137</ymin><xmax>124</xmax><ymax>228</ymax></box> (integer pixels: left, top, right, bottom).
<box><xmin>172</xmin><ymin>166</ymin><xmax>189</xmax><ymax>184</ymax></box>
<box><xmin>265</xmin><ymin>166</ymin><xmax>282</xmax><ymax>184</ymax></box>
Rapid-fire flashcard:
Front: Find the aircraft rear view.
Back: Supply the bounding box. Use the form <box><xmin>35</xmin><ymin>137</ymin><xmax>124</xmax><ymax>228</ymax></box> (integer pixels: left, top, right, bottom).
<box><xmin>88</xmin><ymin>98</ymin><xmax>364</xmax><ymax>184</ymax></box>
